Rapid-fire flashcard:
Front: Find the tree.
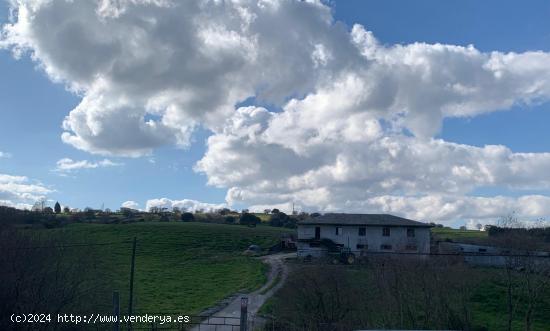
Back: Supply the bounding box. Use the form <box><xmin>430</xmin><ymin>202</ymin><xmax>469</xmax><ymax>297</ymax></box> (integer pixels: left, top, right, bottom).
<box><xmin>63</xmin><ymin>206</ymin><xmax>70</xmax><ymax>214</ymax></box>
<box><xmin>43</xmin><ymin>207</ymin><xmax>54</xmax><ymax>214</ymax></box>
<box><xmin>239</xmin><ymin>213</ymin><xmax>260</xmax><ymax>227</ymax></box>
<box><xmin>491</xmin><ymin>213</ymin><xmax>550</xmax><ymax>331</ymax></box>
<box><xmin>224</xmin><ymin>215</ymin><xmax>236</xmax><ymax>224</ymax></box>
<box><xmin>271</xmin><ymin>208</ymin><xmax>280</xmax><ymax>214</ymax></box>
<box><xmin>269</xmin><ymin>211</ymin><xmax>289</xmax><ymax>227</ymax></box>
<box><xmin>181</xmin><ymin>212</ymin><xmax>195</xmax><ymax>222</ymax></box>
<box><xmin>0</xmin><ymin>226</ymin><xmax>101</xmax><ymax>329</ymax></box>
<box><xmin>53</xmin><ymin>202</ymin><xmax>61</xmax><ymax>214</ymax></box>
<box><xmin>219</xmin><ymin>208</ymin><xmax>231</xmax><ymax>215</ymax></box>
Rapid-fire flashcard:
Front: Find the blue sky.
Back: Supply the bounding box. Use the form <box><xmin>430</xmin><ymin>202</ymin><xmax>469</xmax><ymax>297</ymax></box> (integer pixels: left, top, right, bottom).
<box><xmin>2</xmin><ymin>0</ymin><xmax>550</xmax><ymax>227</ymax></box>
<box><xmin>0</xmin><ymin>44</ymin><xmax>227</xmax><ymax>210</ymax></box>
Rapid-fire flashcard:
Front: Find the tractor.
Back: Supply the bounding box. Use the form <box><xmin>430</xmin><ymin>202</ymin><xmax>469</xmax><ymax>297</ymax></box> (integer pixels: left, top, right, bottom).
<box><xmin>320</xmin><ymin>238</ymin><xmax>356</xmax><ymax>264</ymax></box>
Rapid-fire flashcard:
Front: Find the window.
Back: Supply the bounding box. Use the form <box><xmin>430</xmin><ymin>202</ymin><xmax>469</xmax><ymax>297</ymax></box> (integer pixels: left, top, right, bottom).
<box><xmin>381</xmin><ymin>244</ymin><xmax>392</xmax><ymax>250</ymax></box>
<box><xmin>478</xmin><ymin>248</ymin><xmax>487</xmax><ymax>253</ymax></box>
<box><xmin>309</xmin><ymin>242</ymin><xmax>320</xmax><ymax>247</ymax></box>
<box><xmin>315</xmin><ymin>226</ymin><xmax>320</xmax><ymax>240</ymax></box>
<box><xmin>407</xmin><ymin>228</ymin><xmax>415</xmax><ymax>237</ymax></box>
<box><xmin>382</xmin><ymin>227</ymin><xmax>390</xmax><ymax>237</ymax></box>
<box><xmin>356</xmin><ymin>244</ymin><xmax>367</xmax><ymax>249</ymax></box>
<box><xmin>358</xmin><ymin>227</ymin><xmax>366</xmax><ymax>236</ymax></box>
<box><xmin>335</xmin><ymin>227</ymin><xmax>343</xmax><ymax>236</ymax></box>
<box><xmin>405</xmin><ymin>244</ymin><xmax>417</xmax><ymax>251</ymax></box>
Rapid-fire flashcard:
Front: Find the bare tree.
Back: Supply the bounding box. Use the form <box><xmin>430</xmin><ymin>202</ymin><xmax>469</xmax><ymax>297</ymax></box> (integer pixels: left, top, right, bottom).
<box><xmin>0</xmin><ymin>225</ymin><xmax>102</xmax><ymax>330</ymax></box>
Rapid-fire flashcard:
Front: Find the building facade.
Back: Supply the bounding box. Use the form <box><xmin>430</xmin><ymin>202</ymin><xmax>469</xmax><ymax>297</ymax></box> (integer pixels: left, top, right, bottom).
<box><xmin>297</xmin><ymin>213</ymin><xmax>432</xmax><ymax>258</ymax></box>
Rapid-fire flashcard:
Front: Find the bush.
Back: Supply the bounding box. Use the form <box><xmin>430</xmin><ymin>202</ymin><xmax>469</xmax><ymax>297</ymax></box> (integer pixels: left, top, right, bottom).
<box><xmin>239</xmin><ymin>213</ymin><xmax>261</xmax><ymax>227</ymax></box>
<box><xmin>269</xmin><ymin>212</ymin><xmax>289</xmax><ymax>227</ymax></box>
<box><xmin>181</xmin><ymin>212</ymin><xmax>195</xmax><ymax>222</ymax></box>
<box><xmin>224</xmin><ymin>216</ymin><xmax>236</xmax><ymax>224</ymax></box>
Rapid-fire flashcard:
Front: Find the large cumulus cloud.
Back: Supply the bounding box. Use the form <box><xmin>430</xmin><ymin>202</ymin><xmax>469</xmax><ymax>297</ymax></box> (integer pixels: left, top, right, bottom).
<box><xmin>195</xmin><ymin>106</ymin><xmax>550</xmax><ymax>222</ymax></box>
<box><xmin>2</xmin><ymin>0</ymin><xmax>355</xmax><ymax>156</ymax></box>
<box><xmin>4</xmin><ymin>0</ymin><xmax>550</xmax><ymax>223</ymax></box>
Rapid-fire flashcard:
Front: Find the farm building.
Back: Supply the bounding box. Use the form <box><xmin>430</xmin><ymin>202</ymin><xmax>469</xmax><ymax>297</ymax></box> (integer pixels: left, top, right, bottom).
<box><xmin>297</xmin><ymin>213</ymin><xmax>432</xmax><ymax>258</ymax></box>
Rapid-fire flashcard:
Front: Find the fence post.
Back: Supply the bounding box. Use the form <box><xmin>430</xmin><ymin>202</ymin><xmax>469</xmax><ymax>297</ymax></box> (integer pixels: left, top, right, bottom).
<box><xmin>112</xmin><ymin>291</ymin><xmax>119</xmax><ymax>331</ymax></box>
<box><xmin>128</xmin><ymin>237</ymin><xmax>137</xmax><ymax>330</ymax></box>
<box><xmin>240</xmin><ymin>296</ymin><xmax>248</xmax><ymax>331</ymax></box>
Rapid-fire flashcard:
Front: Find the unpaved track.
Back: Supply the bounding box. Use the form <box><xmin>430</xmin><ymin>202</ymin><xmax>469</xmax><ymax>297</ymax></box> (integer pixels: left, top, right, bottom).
<box><xmin>191</xmin><ymin>252</ymin><xmax>295</xmax><ymax>331</ymax></box>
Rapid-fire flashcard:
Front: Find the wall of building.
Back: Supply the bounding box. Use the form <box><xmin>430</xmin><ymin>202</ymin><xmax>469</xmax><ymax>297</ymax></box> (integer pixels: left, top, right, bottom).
<box><xmin>298</xmin><ymin>224</ymin><xmax>430</xmax><ymax>257</ymax></box>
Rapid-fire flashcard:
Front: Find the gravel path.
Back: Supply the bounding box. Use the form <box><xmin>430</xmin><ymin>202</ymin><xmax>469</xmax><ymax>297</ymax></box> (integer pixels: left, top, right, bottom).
<box><xmin>190</xmin><ymin>252</ymin><xmax>295</xmax><ymax>331</ymax></box>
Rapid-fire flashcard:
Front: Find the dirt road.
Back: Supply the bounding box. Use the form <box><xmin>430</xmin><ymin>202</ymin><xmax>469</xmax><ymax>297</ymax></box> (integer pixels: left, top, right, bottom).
<box><xmin>190</xmin><ymin>252</ymin><xmax>295</xmax><ymax>330</ymax></box>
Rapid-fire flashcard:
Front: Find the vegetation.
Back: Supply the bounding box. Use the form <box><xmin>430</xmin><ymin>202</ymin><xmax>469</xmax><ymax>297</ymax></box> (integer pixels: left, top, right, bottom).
<box><xmin>1</xmin><ymin>221</ymin><xmax>293</xmax><ymax>326</ymax></box>
<box><xmin>262</xmin><ymin>258</ymin><xmax>550</xmax><ymax>331</ymax></box>
<box><xmin>431</xmin><ymin>226</ymin><xmax>488</xmax><ymax>243</ymax></box>
<box><xmin>239</xmin><ymin>212</ymin><xmax>261</xmax><ymax>227</ymax></box>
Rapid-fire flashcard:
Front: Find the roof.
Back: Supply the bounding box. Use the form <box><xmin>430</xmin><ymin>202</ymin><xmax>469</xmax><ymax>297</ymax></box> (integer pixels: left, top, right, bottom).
<box><xmin>299</xmin><ymin>213</ymin><xmax>432</xmax><ymax>227</ymax></box>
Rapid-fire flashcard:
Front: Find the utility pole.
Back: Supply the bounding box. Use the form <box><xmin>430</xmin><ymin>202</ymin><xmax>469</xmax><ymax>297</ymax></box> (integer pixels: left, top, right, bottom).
<box><xmin>240</xmin><ymin>296</ymin><xmax>248</xmax><ymax>331</ymax></box>
<box><xmin>128</xmin><ymin>237</ymin><xmax>137</xmax><ymax>330</ymax></box>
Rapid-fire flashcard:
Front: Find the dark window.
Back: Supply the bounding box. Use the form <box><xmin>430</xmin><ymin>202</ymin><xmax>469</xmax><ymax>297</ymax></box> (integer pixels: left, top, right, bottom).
<box><xmin>358</xmin><ymin>227</ymin><xmax>366</xmax><ymax>236</ymax></box>
<box><xmin>381</xmin><ymin>244</ymin><xmax>392</xmax><ymax>250</ymax></box>
<box><xmin>356</xmin><ymin>244</ymin><xmax>367</xmax><ymax>249</ymax></box>
<box><xmin>407</xmin><ymin>228</ymin><xmax>415</xmax><ymax>237</ymax></box>
<box><xmin>405</xmin><ymin>244</ymin><xmax>417</xmax><ymax>251</ymax></box>
<box><xmin>335</xmin><ymin>227</ymin><xmax>343</xmax><ymax>235</ymax></box>
<box><xmin>315</xmin><ymin>227</ymin><xmax>320</xmax><ymax>240</ymax></box>
<box><xmin>382</xmin><ymin>227</ymin><xmax>390</xmax><ymax>237</ymax></box>
<box><xmin>478</xmin><ymin>248</ymin><xmax>487</xmax><ymax>253</ymax></box>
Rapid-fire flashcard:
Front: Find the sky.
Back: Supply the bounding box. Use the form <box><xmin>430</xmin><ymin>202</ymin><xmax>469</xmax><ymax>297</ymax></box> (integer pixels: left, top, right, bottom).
<box><xmin>2</xmin><ymin>0</ymin><xmax>550</xmax><ymax>228</ymax></box>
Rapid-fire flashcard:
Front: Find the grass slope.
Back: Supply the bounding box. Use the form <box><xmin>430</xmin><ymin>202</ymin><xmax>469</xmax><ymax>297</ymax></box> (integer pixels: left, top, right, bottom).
<box><xmin>33</xmin><ymin>222</ymin><xmax>293</xmax><ymax>315</ymax></box>
<box><xmin>432</xmin><ymin>227</ymin><xmax>488</xmax><ymax>242</ymax></box>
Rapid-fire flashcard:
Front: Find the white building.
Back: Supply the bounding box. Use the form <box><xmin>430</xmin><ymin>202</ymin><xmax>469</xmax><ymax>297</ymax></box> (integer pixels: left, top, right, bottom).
<box><xmin>297</xmin><ymin>213</ymin><xmax>432</xmax><ymax>258</ymax></box>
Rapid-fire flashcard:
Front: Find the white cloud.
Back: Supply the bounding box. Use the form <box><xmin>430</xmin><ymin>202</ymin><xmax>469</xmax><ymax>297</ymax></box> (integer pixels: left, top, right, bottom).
<box><xmin>121</xmin><ymin>200</ymin><xmax>140</xmax><ymax>210</ymax></box>
<box><xmin>5</xmin><ymin>1</ymin><xmax>550</xmax><ymax>224</ymax></box>
<box><xmin>0</xmin><ymin>173</ymin><xmax>53</xmax><ymax>209</ymax></box>
<box><xmin>1</xmin><ymin>0</ymin><xmax>350</xmax><ymax>156</ymax></box>
<box><xmin>54</xmin><ymin>158</ymin><xmax>122</xmax><ymax>172</ymax></box>
<box><xmin>0</xmin><ymin>151</ymin><xmax>11</xmax><ymax>158</ymax></box>
<box><xmin>5</xmin><ymin>2</ymin><xmax>550</xmax><ymax>154</ymax></box>
<box><xmin>195</xmin><ymin>106</ymin><xmax>550</xmax><ymax>223</ymax></box>
<box><xmin>145</xmin><ymin>198</ymin><xmax>226</xmax><ymax>213</ymax></box>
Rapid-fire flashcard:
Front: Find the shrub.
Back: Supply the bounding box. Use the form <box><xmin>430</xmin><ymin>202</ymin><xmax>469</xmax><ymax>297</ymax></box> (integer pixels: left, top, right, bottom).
<box><xmin>181</xmin><ymin>212</ymin><xmax>195</xmax><ymax>222</ymax></box>
<box><xmin>239</xmin><ymin>213</ymin><xmax>261</xmax><ymax>227</ymax></box>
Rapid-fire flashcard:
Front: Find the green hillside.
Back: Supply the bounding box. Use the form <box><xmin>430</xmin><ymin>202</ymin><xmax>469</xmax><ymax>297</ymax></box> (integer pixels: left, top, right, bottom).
<box><xmin>29</xmin><ymin>222</ymin><xmax>294</xmax><ymax>315</ymax></box>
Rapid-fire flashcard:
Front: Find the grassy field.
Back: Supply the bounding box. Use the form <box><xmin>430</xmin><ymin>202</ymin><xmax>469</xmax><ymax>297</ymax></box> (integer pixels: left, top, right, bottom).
<box><xmin>431</xmin><ymin>226</ymin><xmax>488</xmax><ymax>242</ymax></box>
<box><xmin>29</xmin><ymin>222</ymin><xmax>294</xmax><ymax>315</ymax></box>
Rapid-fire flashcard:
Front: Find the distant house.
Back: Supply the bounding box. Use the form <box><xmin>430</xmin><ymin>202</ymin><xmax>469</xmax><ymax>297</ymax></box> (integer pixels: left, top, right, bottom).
<box><xmin>297</xmin><ymin>213</ymin><xmax>432</xmax><ymax>258</ymax></box>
